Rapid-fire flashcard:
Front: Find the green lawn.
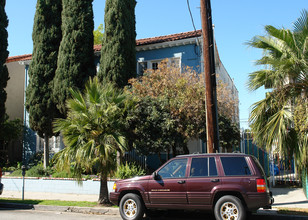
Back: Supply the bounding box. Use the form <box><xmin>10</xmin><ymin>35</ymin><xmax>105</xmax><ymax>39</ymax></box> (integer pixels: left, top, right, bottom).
<box><xmin>0</xmin><ymin>197</ymin><xmax>99</xmax><ymax>207</ymax></box>
<box><xmin>277</xmin><ymin>208</ymin><xmax>308</xmax><ymax>216</ymax></box>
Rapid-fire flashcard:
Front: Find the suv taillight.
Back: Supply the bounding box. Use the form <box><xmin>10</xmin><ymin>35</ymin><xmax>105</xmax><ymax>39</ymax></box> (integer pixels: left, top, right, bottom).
<box><xmin>256</xmin><ymin>178</ymin><xmax>266</xmax><ymax>193</ymax></box>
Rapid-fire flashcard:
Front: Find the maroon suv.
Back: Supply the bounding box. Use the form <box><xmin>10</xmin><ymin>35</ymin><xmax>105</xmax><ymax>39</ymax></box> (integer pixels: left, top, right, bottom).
<box><xmin>110</xmin><ymin>153</ymin><xmax>273</xmax><ymax>220</ymax></box>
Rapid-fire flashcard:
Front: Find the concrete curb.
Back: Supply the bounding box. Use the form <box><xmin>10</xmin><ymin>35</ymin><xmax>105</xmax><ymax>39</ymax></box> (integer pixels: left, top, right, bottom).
<box><xmin>0</xmin><ymin>202</ymin><xmax>120</xmax><ymax>215</ymax></box>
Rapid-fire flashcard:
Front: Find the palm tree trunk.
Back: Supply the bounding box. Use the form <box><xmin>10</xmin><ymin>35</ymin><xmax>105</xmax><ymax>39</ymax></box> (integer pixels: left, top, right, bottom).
<box><xmin>172</xmin><ymin>144</ymin><xmax>177</xmax><ymax>157</ymax></box>
<box><xmin>183</xmin><ymin>143</ymin><xmax>189</xmax><ymax>154</ymax></box>
<box><xmin>98</xmin><ymin>170</ymin><xmax>110</xmax><ymax>204</ymax></box>
<box><xmin>43</xmin><ymin>135</ymin><xmax>49</xmax><ymax>168</ymax></box>
<box><xmin>117</xmin><ymin>150</ymin><xmax>123</xmax><ymax>168</ymax></box>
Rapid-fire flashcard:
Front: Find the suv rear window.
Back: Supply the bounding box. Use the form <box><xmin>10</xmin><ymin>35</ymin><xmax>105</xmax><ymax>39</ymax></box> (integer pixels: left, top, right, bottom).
<box><xmin>190</xmin><ymin>157</ymin><xmax>217</xmax><ymax>177</ymax></box>
<box><xmin>221</xmin><ymin>157</ymin><xmax>251</xmax><ymax>176</ymax></box>
<box><xmin>251</xmin><ymin>156</ymin><xmax>266</xmax><ymax>176</ymax></box>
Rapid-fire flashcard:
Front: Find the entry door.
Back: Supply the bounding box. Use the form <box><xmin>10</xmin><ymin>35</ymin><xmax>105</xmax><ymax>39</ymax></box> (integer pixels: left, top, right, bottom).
<box><xmin>148</xmin><ymin>158</ymin><xmax>188</xmax><ymax>204</ymax></box>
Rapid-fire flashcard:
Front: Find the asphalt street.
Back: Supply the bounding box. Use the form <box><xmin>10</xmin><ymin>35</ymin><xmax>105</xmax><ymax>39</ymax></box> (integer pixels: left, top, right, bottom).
<box><xmin>0</xmin><ymin>208</ymin><xmax>120</xmax><ymax>220</ymax></box>
<box><xmin>1</xmin><ymin>207</ymin><xmax>308</xmax><ymax>220</ymax></box>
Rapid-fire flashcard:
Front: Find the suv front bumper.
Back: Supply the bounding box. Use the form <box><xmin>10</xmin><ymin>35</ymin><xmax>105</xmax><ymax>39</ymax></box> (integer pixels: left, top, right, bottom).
<box><xmin>110</xmin><ymin>192</ymin><xmax>120</xmax><ymax>206</ymax></box>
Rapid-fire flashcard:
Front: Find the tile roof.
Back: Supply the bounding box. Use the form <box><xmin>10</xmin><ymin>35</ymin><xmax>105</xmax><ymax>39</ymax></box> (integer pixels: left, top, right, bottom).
<box><xmin>136</xmin><ymin>29</ymin><xmax>201</xmax><ymax>46</ymax></box>
<box><xmin>6</xmin><ymin>54</ymin><xmax>32</xmax><ymax>63</ymax></box>
<box><xmin>7</xmin><ymin>30</ymin><xmax>202</xmax><ymax>62</ymax></box>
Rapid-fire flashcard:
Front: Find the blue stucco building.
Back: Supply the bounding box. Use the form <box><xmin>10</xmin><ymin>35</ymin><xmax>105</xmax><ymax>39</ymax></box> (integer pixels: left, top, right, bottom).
<box><xmin>6</xmin><ymin>30</ymin><xmax>238</xmax><ymax>164</ymax></box>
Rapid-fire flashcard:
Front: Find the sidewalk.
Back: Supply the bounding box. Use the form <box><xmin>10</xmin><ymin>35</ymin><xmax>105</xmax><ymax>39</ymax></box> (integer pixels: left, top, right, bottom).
<box><xmin>1</xmin><ymin>190</ymin><xmax>99</xmax><ymax>202</ymax></box>
<box><xmin>271</xmin><ymin>187</ymin><xmax>308</xmax><ymax>209</ymax></box>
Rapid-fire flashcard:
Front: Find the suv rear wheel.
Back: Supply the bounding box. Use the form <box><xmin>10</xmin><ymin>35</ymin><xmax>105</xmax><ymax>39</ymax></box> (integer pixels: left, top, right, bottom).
<box><xmin>119</xmin><ymin>193</ymin><xmax>145</xmax><ymax>220</ymax></box>
<box><xmin>214</xmin><ymin>195</ymin><xmax>246</xmax><ymax>220</ymax></box>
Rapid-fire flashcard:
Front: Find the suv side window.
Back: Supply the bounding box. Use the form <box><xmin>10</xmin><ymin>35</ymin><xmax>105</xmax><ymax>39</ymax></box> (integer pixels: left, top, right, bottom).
<box><xmin>221</xmin><ymin>157</ymin><xmax>251</xmax><ymax>176</ymax></box>
<box><xmin>158</xmin><ymin>158</ymin><xmax>187</xmax><ymax>179</ymax></box>
<box><xmin>190</xmin><ymin>157</ymin><xmax>217</xmax><ymax>177</ymax></box>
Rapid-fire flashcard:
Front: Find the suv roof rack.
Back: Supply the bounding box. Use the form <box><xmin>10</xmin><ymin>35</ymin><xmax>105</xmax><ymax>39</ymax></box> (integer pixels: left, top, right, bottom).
<box><xmin>176</xmin><ymin>152</ymin><xmax>247</xmax><ymax>158</ymax></box>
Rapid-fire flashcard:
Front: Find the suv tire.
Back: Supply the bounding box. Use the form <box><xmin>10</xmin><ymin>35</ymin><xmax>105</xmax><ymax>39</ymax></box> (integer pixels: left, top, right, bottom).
<box><xmin>214</xmin><ymin>195</ymin><xmax>246</xmax><ymax>220</ymax></box>
<box><xmin>119</xmin><ymin>193</ymin><xmax>145</xmax><ymax>220</ymax></box>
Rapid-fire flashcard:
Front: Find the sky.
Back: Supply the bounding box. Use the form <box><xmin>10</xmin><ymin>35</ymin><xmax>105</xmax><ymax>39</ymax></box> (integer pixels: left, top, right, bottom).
<box><xmin>4</xmin><ymin>0</ymin><xmax>308</xmax><ymax>129</ymax></box>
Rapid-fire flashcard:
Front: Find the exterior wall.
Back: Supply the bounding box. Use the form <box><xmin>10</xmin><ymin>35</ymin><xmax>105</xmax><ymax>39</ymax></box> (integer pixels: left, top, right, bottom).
<box><xmin>215</xmin><ymin>60</ymin><xmax>239</xmax><ymax>123</ymax></box>
<box><xmin>187</xmin><ymin>139</ymin><xmax>205</xmax><ymax>154</ymax></box>
<box><xmin>3</xmin><ymin>61</ymin><xmax>25</xmax><ymax>163</ymax></box>
<box><xmin>5</xmin><ymin>61</ymin><xmax>25</xmax><ymax>121</ymax></box>
<box><xmin>137</xmin><ymin>44</ymin><xmax>201</xmax><ymax>72</ymax></box>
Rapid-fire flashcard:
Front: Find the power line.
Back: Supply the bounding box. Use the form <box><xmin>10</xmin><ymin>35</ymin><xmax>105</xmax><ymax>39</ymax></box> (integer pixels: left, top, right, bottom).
<box><xmin>187</xmin><ymin>0</ymin><xmax>198</xmax><ymax>32</ymax></box>
<box><xmin>186</xmin><ymin>0</ymin><xmax>201</xmax><ymax>55</ymax></box>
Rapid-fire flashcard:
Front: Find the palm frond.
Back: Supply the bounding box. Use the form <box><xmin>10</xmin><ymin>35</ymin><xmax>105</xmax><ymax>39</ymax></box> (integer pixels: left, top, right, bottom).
<box><xmin>53</xmin><ymin>76</ymin><xmax>130</xmax><ymax>180</ymax></box>
<box><xmin>293</xmin><ymin>10</ymin><xmax>308</xmax><ymax>34</ymax></box>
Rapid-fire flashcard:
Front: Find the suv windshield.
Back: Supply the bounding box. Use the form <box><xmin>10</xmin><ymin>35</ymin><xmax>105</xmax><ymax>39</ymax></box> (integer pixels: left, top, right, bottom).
<box><xmin>158</xmin><ymin>158</ymin><xmax>187</xmax><ymax>179</ymax></box>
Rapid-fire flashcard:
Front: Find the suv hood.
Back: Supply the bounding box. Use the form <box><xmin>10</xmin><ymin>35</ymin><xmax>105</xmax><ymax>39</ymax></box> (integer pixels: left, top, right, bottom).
<box><xmin>116</xmin><ymin>175</ymin><xmax>152</xmax><ymax>183</ymax></box>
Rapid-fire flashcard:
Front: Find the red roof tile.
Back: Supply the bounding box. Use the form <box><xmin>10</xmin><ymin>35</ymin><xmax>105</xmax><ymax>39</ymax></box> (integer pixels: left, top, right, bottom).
<box><xmin>7</xmin><ymin>30</ymin><xmax>202</xmax><ymax>62</ymax></box>
<box><xmin>6</xmin><ymin>54</ymin><xmax>32</xmax><ymax>63</ymax></box>
<box><xmin>136</xmin><ymin>30</ymin><xmax>201</xmax><ymax>46</ymax></box>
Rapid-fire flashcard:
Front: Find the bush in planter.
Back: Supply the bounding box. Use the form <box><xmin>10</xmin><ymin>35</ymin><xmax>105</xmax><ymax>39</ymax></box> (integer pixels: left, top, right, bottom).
<box><xmin>9</xmin><ymin>163</ymin><xmax>52</xmax><ymax>177</ymax></box>
<box><xmin>114</xmin><ymin>162</ymin><xmax>145</xmax><ymax>179</ymax></box>
<box><xmin>51</xmin><ymin>170</ymin><xmax>76</xmax><ymax>179</ymax></box>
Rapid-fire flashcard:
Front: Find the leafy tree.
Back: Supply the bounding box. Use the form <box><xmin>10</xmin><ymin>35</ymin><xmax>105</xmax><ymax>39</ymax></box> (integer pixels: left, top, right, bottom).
<box><xmin>53</xmin><ymin>77</ymin><xmax>127</xmax><ymax>204</ymax></box>
<box><xmin>127</xmin><ymin>60</ymin><xmax>240</xmax><ymax>155</ymax></box>
<box><xmin>98</xmin><ymin>0</ymin><xmax>136</xmax><ymax>88</ymax></box>
<box><xmin>25</xmin><ymin>0</ymin><xmax>62</xmax><ymax>168</ymax></box>
<box><xmin>0</xmin><ymin>114</ymin><xmax>23</xmax><ymax>166</ymax></box>
<box><xmin>93</xmin><ymin>24</ymin><xmax>103</xmax><ymax>45</ymax></box>
<box><xmin>125</xmin><ymin>96</ymin><xmax>176</xmax><ymax>162</ymax></box>
<box><xmin>247</xmin><ymin>10</ymin><xmax>308</xmax><ymax>172</ymax></box>
<box><xmin>53</xmin><ymin>0</ymin><xmax>95</xmax><ymax>117</ymax></box>
<box><xmin>0</xmin><ymin>0</ymin><xmax>9</xmax><ymax>138</ymax></box>
<box><xmin>218</xmin><ymin>115</ymin><xmax>240</xmax><ymax>151</ymax></box>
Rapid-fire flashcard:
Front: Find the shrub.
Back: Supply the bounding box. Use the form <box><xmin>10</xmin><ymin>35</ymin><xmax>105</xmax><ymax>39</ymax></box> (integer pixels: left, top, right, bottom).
<box><xmin>51</xmin><ymin>170</ymin><xmax>76</xmax><ymax>178</ymax></box>
<box><xmin>114</xmin><ymin>162</ymin><xmax>145</xmax><ymax>179</ymax></box>
<box><xmin>9</xmin><ymin>163</ymin><xmax>52</xmax><ymax>177</ymax></box>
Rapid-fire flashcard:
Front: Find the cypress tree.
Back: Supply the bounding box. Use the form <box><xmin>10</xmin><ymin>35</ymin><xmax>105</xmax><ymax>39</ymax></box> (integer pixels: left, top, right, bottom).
<box><xmin>25</xmin><ymin>0</ymin><xmax>62</xmax><ymax>168</ymax></box>
<box><xmin>53</xmin><ymin>0</ymin><xmax>95</xmax><ymax>116</ymax></box>
<box><xmin>98</xmin><ymin>0</ymin><xmax>137</xmax><ymax>88</ymax></box>
<box><xmin>0</xmin><ymin>0</ymin><xmax>9</xmax><ymax>134</ymax></box>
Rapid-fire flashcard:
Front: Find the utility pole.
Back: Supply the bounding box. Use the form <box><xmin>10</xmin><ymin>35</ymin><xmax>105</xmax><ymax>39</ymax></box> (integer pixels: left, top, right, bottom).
<box><xmin>200</xmin><ymin>0</ymin><xmax>219</xmax><ymax>153</ymax></box>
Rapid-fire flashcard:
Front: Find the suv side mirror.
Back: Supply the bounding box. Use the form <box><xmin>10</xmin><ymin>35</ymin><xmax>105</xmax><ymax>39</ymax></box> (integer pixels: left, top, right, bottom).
<box><xmin>152</xmin><ymin>172</ymin><xmax>159</xmax><ymax>180</ymax></box>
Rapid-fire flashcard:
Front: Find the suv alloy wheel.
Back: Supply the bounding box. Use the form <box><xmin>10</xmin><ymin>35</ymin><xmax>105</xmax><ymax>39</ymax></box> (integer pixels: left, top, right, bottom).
<box><xmin>214</xmin><ymin>195</ymin><xmax>246</xmax><ymax>220</ymax></box>
<box><xmin>119</xmin><ymin>193</ymin><xmax>145</xmax><ymax>220</ymax></box>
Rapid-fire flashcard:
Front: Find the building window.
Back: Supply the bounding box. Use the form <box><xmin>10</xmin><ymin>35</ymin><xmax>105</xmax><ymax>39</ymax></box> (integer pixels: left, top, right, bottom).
<box><xmin>137</xmin><ymin>57</ymin><xmax>181</xmax><ymax>76</ymax></box>
<box><xmin>151</xmin><ymin>62</ymin><xmax>159</xmax><ymax>70</ymax></box>
<box><xmin>137</xmin><ymin>62</ymin><xmax>147</xmax><ymax>76</ymax></box>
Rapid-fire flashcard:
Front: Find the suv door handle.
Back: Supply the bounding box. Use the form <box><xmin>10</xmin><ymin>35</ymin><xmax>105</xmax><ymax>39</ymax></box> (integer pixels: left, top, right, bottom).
<box><xmin>211</xmin><ymin>179</ymin><xmax>220</xmax><ymax>183</ymax></box>
<box><xmin>177</xmin><ymin>180</ymin><xmax>186</xmax><ymax>184</ymax></box>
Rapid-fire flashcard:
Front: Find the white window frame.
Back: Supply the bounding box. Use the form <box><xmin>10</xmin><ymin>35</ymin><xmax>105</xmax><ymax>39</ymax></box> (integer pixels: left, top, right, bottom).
<box><xmin>137</xmin><ymin>57</ymin><xmax>181</xmax><ymax>76</ymax></box>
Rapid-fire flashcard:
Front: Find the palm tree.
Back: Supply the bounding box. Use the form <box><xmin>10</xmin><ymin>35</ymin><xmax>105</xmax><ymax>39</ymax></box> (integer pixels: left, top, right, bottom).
<box><xmin>247</xmin><ymin>10</ymin><xmax>308</xmax><ymax>171</ymax></box>
<box><xmin>53</xmin><ymin>76</ymin><xmax>127</xmax><ymax>204</ymax></box>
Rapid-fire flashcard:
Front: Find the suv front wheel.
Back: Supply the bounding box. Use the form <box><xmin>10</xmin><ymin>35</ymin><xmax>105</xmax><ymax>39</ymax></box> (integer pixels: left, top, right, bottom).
<box><xmin>119</xmin><ymin>193</ymin><xmax>145</xmax><ymax>220</ymax></box>
<box><xmin>214</xmin><ymin>195</ymin><xmax>246</xmax><ymax>220</ymax></box>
